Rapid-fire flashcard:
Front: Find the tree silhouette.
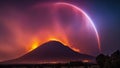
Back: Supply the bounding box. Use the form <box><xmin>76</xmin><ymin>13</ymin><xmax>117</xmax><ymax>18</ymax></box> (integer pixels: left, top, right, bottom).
<box><xmin>111</xmin><ymin>50</ymin><xmax>120</xmax><ymax>68</ymax></box>
<box><xmin>96</xmin><ymin>54</ymin><xmax>106</xmax><ymax>68</ymax></box>
<box><xmin>96</xmin><ymin>50</ymin><xmax>120</xmax><ymax>68</ymax></box>
<box><xmin>104</xmin><ymin>55</ymin><xmax>112</xmax><ymax>68</ymax></box>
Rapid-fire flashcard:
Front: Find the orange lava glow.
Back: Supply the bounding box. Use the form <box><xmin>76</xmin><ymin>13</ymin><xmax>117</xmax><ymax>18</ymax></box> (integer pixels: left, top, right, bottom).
<box><xmin>28</xmin><ymin>38</ymin><xmax>39</xmax><ymax>51</ymax></box>
<box><xmin>48</xmin><ymin>36</ymin><xmax>80</xmax><ymax>52</ymax></box>
<box><xmin>82</xmin><ymin>59</ymin><xmax>89</xmax><ymax>63</ymax></box>
<box><xmin>28</xmin><ymin>36</ymin><xmax>80</xmax><ymax>53</ymax></box>
<box><xmin>72</xmin><ymin>47</ymin><xmax>80</xmax><ymax>52</ymax></box>
<box><xmin>47</xmin><ymin>36</ymin><xmax>68</xmax><ymax>46</ymax></box>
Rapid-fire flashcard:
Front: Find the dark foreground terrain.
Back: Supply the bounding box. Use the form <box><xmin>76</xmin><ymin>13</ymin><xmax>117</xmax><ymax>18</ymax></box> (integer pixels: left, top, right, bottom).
<box><xmin>0</xmin><ymin>62</ymin><xmax>98</xmax><ymax>68</ymax></box>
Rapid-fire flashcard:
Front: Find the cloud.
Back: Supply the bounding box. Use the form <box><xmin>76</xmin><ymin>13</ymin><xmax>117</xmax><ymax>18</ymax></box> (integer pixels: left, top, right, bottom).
<box><xmin>0</xmin><ymin>2</ymin><xmax>100</xmax><ymax>62</ymax></box>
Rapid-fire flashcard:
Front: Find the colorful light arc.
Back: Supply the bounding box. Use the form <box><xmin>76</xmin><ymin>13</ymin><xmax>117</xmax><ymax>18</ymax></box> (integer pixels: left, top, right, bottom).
<box><xmin>55</xmin><ymin>2</ymin><xmax>101</xmax><ymax>52</ymax></box>
<box><xmin>29</xmin><ymin>2</ymin><xmax>101</xmax><ymax>54</ymax></box>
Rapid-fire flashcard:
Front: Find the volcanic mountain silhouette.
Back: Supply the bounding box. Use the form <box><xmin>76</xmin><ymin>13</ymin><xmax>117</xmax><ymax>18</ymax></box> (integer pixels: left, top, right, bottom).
<box><xmin>1</xmin><ymin>41</ymin><xmax>95</xmax><ymax>64</ymax></box>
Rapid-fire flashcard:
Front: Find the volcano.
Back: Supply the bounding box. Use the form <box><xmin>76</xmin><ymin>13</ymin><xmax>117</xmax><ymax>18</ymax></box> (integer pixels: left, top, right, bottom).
<box><xmin>1</xmin><ymin>41</ymin><xmax>95</xmax><ymax>64</ymax></box>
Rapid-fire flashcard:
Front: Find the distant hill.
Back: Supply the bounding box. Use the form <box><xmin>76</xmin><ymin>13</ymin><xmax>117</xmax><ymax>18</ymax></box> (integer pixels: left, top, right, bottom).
<box><xmin>1</xmin><ymin>41</ymin><xmax>95</xmax><ymax>64</ymax></box>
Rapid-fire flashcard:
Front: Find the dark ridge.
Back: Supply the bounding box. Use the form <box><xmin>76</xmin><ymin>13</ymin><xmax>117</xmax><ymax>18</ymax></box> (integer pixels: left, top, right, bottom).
<box><xmin>1</xmin><ymin>41</ymin><xmax>95</xmax><ymax>64</ymax></box>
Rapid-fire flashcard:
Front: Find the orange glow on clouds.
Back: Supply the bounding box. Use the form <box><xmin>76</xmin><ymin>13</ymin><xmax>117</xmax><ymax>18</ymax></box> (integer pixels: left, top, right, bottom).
<box><xmin>26</xmin><ymin>2</ymin><xmax>100</xmax><ymax>55</ymax></box>
<box><xmin>0</xmin><ymin>2</ymin><xmax>101</xmax><ymax>62</ymax></box>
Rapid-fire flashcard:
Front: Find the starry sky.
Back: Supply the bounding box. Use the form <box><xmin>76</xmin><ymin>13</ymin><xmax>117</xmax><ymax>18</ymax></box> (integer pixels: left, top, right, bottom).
<box><xmin>0</xmin><ymin>0</ymin><xmax>120</xmax><ymax>61</ymax></box>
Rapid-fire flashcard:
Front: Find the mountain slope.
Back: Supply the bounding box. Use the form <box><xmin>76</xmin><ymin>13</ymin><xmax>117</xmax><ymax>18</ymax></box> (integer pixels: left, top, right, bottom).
<box><xmin>1</xmin><ymin>41</ymin><xmax>95</xmax><ymax>64</ymax></box>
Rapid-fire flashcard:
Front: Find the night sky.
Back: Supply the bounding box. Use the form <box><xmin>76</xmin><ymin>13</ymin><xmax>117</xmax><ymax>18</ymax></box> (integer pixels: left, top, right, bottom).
<box><xmin>0</xmin><ymin>0</ymin><xmax>120</xmax><ymax>62</ymax></box>
<box><xmin>57</xmin><ymin>0</ymin><xmax>120</xmax><ymax>55</ymax></box>
<box><xmin>78</xmin><ymin>0</ymin><xmax>120</xmax><ymax>55</ymax></box>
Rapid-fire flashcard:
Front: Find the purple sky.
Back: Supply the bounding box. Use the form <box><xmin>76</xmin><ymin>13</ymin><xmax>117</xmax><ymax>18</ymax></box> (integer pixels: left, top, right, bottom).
<box><xmin>0</xmin><ymin>0</ymin><xmax>120</xmax><ymax>62</ymax></box>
